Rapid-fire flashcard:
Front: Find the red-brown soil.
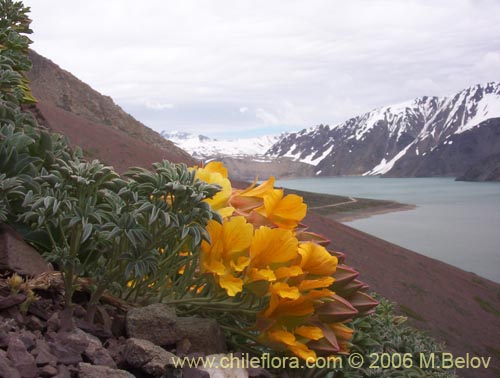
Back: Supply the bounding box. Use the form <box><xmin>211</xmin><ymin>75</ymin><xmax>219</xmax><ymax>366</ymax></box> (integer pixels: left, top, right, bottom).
<box><xmin>305</xmin><ymin>212</ymin><xmax>500</xmax><ymax>378</ymax></box>
<box><xmin>31</xmin><ymin>101</ymin><xmax>196</xmax><ymax>173</ymax></box>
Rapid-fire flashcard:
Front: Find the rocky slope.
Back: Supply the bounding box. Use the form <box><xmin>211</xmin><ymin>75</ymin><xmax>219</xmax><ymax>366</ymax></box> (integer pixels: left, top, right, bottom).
<box><xmin>457</xmin><ymin>152</ymin><xmax>500</xmax><ymax>181</ymax></box>
<box><xmin>268</xmin><ymin>82</ymin><xmax>500</xmax><ymax>180</ymax></box>
<box><xmin>26</xmin><ymin>50</ymin><xmax>196</xmax><ymax>171</ymax></box>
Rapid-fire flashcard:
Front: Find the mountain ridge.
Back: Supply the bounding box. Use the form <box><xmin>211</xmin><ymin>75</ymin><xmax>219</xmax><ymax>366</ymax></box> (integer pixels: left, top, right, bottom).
<box><xmin>267</xmin><ymin>82</ymin><xmax>500</xmax><ymax>180</ymax></box>
<box><xmin>26</xmin><ymin>50</ymin><xmax>196</xmax><ymax>171</ymax></box>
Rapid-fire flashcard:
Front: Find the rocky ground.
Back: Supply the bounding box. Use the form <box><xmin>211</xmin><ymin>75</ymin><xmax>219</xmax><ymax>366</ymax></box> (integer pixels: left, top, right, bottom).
<box><xmin>0</xmin><ymin>286</ymin><xmax>252</xmax><ymax>378</ymax></box>
<box><xmin>0</xmin><ymin>225</ymin><xmax>269</xmax><ymax>378</ymax></box>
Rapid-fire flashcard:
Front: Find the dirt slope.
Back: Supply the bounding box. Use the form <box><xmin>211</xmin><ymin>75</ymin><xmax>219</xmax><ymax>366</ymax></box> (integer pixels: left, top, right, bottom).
<box><xmin>31</xmin><ymin>101</ymin><xmax>194</xmax><ymax>173</ymax></box>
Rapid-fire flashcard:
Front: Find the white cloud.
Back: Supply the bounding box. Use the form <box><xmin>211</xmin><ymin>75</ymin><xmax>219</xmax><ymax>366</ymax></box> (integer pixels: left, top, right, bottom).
<box><xmin>144</xmin><ymin>100</ymin><xmax>175</xmax><ymax>111</ymax></box>
<box><xmin>239</xmin><ymin>107</ymin><xmax>248</xmax><ymax>114</ymax></box>
<box><xmin>23</xmin><ymin>0</ymin><xmax>500</xmax><ymax>137</ymax></box>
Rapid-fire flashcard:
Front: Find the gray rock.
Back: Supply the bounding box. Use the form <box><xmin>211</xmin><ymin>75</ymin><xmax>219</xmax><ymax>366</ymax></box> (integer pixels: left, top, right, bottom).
<box><xmin>126</xmin><ymin>303</ymin><xmax>178</xmax><ymax>345</ymax></box>
<box><xmin>176</xmin><ymin>317</ymin><xmax>227</xmax><ymax>355</ymax></box>
<box><xmin>7</xmin><ymin>336</ymin><xmax>37</xmax><ymax>378</ymax></box>
<box><xmin>77</xmin><ymin>362</ymin><xmax>135</xmax><ymax>378</ymax></box>
<box><xmin>124</xmin><ymin>338</ymin><xmax>177</xmax><ymax>377</ymax></box>
<box><xmin>0</xmin><ymin>224</ymin><xmax>52</xmax><ymax>277</ymax></box>
<box><xmin>104</xmin><ymin>337</ymin><xmax>127</xmax><ymax>367</ymax></box>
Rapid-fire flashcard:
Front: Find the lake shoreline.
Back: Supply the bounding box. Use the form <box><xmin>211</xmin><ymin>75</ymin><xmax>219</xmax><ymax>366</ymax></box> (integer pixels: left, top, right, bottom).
<box><xmin>324</xmin><ymin>203</ymin><xmax>417</xmax><ymax>222</ymax></box>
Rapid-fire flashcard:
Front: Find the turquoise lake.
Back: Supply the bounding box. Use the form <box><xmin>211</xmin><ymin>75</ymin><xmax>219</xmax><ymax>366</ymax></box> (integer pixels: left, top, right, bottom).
<box><xmin>275</xmin><ymin>177</ymin><xmax>500</xmax><ymax>283</ymax></box>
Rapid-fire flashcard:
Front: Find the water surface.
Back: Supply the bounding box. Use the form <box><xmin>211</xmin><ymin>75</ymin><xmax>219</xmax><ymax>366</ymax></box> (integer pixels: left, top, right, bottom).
<box><xmin>276</xmin><ymin>177</ymin><xmax>500</xmax><ymax>283</ymax></box>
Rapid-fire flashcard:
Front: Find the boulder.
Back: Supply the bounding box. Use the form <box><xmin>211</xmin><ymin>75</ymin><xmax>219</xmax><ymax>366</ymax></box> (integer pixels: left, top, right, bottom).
<box><xmin>0</xmin><ymin>224</ymin><xmax>52</xmax><ymax>277</ymax></box>
<box><xmin>126</xmin><ymin>303</ymin><xmax>178</xmax><ymax>345</ymax></box>
<box><xmin>176</xmin><ymin>317</ymin><xmax>227</xmax><ymax>355</ymax></box>
<box><xmin>124</xmin><ymin>337</ymin><xmax>177</xmax><ymax>377</ymax></box>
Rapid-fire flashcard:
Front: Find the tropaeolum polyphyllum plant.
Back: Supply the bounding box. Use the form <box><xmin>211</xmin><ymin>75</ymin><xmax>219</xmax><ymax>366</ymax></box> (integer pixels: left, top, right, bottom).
<box><xmin>173</xmin><ymin>162</ymin><xmax>379</xmax><ymax>362</ymax></box>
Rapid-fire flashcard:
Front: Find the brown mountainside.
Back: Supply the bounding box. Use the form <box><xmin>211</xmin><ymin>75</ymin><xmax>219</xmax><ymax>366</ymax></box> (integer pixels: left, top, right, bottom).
<box><xmin>26</xmin><ymin>50</ymin><xmax>196</xmax><ymax>171</ymax></box>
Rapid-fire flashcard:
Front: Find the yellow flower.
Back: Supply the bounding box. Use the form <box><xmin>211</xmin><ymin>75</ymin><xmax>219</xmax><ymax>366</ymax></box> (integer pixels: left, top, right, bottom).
<box><xmin>268</xmin><ymin>329</ymin><xmax>297</xmax><ymax>346</ymax></box>
<box><xmin>249</xmin><ymin>226</ymin><xmax>299</xmax><ymax>269</ymax></box>
<box><xmin>274</xmin><ymin>265</ymin><xmax>303</xmax><ymax>280</ymax></box>
<box><xmin>219</xmin><ymin>274</ymin><xmax>244</xmax><ymax>297</ymax></box>
<box><xmin>247</xmin><ymin>268</ymin><xmax>276</xmax><ymax>282</ymax></box>
<box><xmin>289</xmin><ymin>341</ymin><xmax>317</xmax><ymax>361</ymax></box>
<box><xmin>256</xmin><ymin>189</ymin><xmax>307</xmax><ymax>229</ymax></box>
<box><xmin>195</xmin><ymin>162</ymin><xmax>234</xmax><ymax>216</ymax></box>
<box><xmin>298</xmin><ymin>277</ymin><xmax>335</xmax><ymax>292</ymax></box>
<box><xmin>201</xmin><ymin>217</ymin><xmax>253</xmax><ymax>274</ymax></box>
<box><xmin>203</xmin><ymin>161</ymin><xmax>228</xmax><ymax>178</ymax></box>
<box><xmin>263</xmin><ymin>295</ymin><xmax>314</xmax><ymax>319</ymax></box>
<box><xmin>229</xmin><ymin>177</ymin><xmax>275</xmax><ymax>213</ymax></box>
<box><xmin>200</xmin><ymin>216</ymin><xmax>253</xmax><ymax>296</ymax></box>
<box><xmin>299</xmin><ymin>242</ymin><xmax>338</xmax><ymax>276</ymax></box>
<box><xmin>295</xmin><ymin>325</ymin><xmax>324</xmax><ymax>341</ymax></box>
<box><xmin>237</xmin><ymin>176</ymin><xmax>276</xmax><ymax>198</ymax></box>
<box><xmin>271</xmin><ymin>282</ymin><xmax>300</xmax><ymax>300</ymax></box>
<box><xmin>305</xmin><ymin>288</ymin><xmax>335</xmax><ymax>300</ymax></box>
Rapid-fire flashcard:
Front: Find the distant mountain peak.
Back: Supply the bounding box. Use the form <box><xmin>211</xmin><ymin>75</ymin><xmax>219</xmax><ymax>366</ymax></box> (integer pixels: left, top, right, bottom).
<box><xmin>161</xmin><ymin>131</ymin><xmax>280</xmax><ymax>158</ymax></box>
<box><xmin>267</xmin><ymin>82</ymin><xmax>500</xmax><ymax>180</ymax></box>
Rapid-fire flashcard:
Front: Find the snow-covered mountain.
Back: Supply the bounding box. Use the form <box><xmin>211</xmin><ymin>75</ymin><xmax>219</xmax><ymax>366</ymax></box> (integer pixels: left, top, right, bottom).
<box><xmin>267</xmin><ymin>82</ymin><xmax>500</xmax><ymax>179</ymax></box>
<box><xmin>161</xmin><ymin>131</ymin><xmax>279</xmax><ymax>159</ymax></box>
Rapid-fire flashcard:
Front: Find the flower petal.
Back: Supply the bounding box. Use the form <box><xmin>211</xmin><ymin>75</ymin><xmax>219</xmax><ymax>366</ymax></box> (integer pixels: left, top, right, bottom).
<box><xmin>295</xmin><ymin>326</ymin><xmax>324</xmax><ymax>341</ymax></box>
<box><xmin>219</xmin><ymin>274</ymin><xmax>243</xmax><ymax>296</ymax></box>
<box><xmin>299</xmin><ymin>242</ymin><xmax>338</xmax><ymax>276</ymax></box>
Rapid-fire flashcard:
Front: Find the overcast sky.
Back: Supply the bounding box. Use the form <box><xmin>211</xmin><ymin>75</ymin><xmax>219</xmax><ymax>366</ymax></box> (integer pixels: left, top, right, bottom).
<box><xmin>24</xmin><ymin>0</ymin><xmax>500</xmax><ymax>138</ymax></box>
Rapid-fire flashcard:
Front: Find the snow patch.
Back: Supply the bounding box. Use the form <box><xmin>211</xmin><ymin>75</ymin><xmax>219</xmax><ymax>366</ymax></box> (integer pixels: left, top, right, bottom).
<box><xmin>456</xmin><ymin>92</ymin><xmax>500</xmax><ymax>133</ymax></box>
<box><xmin>365</xmin><ymin>141</ymin><xmax>415</xmax><ymax>175</ymax></box>
<box><xmin>300</xmin><ymin>145</ymin><xmax>334</xmax><ymax>166</ymax></box>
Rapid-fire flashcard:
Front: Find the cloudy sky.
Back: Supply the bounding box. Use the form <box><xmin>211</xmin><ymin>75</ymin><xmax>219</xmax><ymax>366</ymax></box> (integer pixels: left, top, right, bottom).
<box><xmin>24</xmin><ymin>0</ymin><xmax>500</xmax><ymax>138</ymax></box>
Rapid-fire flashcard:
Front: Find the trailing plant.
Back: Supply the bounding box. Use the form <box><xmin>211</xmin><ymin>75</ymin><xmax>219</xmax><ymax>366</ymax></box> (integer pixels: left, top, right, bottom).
<box><xmin>167</xmin><ymin>162</ymin><xmax>379</xmax><ymax>362</ymax></box>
